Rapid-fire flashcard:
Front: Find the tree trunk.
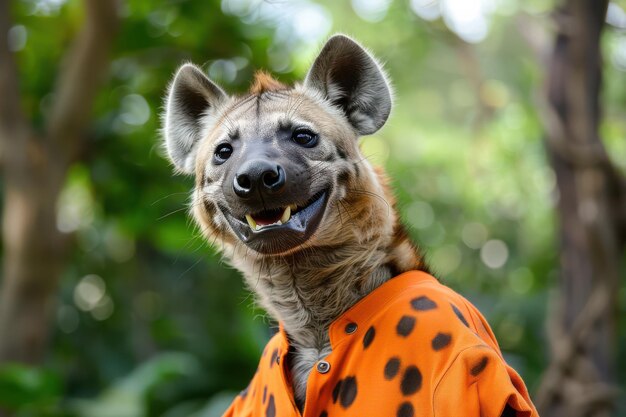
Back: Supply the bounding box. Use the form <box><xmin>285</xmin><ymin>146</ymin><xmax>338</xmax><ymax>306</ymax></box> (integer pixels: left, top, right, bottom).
<box><xmin>0</xmin><ymin>0</ymin><xmax>119</xmax><ymax>365</ymax></box>
<box><xmin>0</xmin><ymin>138</ymin><xmax>70</xmax><ymax>363</ymax></box>
<box><xmin>536</xmin><ymin>1</ymin><xmax>626</xmax><ymax>416</ymax></box>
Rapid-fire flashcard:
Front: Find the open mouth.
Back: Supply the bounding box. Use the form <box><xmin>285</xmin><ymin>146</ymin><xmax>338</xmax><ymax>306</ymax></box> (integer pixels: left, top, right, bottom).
<box><xmin>220</xmin><ymin>189</ymin><xmax>329</xmax><ymax>254</ymax></box>
<box><xmin>244</xmin><ymin>205</ymin><xmax>296</xmax><ymax>231</ymax></box>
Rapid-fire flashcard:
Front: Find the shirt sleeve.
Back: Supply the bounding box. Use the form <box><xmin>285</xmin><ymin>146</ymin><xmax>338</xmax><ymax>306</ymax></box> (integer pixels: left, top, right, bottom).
<box><xmin>433</xmin><ymin>344</ymin><xmax>539</xmax><ymax>417</ymax></box>
<box><xmin>221</xmin><ymin>402</ymin><xmax>236</xmax><ymax>417</ymax></box>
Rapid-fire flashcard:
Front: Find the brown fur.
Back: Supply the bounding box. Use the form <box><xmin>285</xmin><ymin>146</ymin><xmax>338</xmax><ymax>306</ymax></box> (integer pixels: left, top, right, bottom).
<box><xmin>249</xmin><ymin>71</ymin><xmax>286</xmax><ymax>95</ymax></box>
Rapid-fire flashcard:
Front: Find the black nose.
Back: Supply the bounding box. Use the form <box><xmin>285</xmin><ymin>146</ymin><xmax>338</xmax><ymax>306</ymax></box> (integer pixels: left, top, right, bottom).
<box><xmin>233</xmin><ymin>159</ymin><xmax>286</xmax><ymax>197</ymax></box>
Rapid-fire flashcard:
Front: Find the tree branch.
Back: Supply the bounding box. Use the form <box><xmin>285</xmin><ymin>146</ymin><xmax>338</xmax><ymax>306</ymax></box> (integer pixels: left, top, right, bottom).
<box><xmin>47</xmin><ymin>0</ymin><xmax>119</xmax><ymax>158</ymax></box>
<box><xmin>0</xmin><ymin>0</ymin><xmax>28</xmax><ymax>141</ymax></box>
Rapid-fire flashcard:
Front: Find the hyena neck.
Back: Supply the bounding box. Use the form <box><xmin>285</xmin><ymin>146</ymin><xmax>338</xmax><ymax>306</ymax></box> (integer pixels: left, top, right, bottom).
<box><xmin>233</xmin><ymin>221</ymin><xmax>423</xmax><ymax>348</ymax></box>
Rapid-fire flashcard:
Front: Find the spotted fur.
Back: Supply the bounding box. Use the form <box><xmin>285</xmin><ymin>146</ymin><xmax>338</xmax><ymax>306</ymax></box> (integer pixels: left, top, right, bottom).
<box><xmin>162</xmin><ymin>34</ymin><xmax>427</xmax><ymax>408</ymax></box>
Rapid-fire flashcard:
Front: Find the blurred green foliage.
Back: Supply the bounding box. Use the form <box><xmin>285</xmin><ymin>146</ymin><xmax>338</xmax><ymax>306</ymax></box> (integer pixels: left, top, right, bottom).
<box><xmin>2</xmin><ymin>0</ymin><xmax>626</xmax><ymax>415</ymax></box>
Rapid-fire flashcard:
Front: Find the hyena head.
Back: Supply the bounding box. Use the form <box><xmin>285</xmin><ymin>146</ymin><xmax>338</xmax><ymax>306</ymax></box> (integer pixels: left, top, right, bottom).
<box><xmin>162</xmin><ymin>35</ymin><xmax>421</xmax><ymax>277</ymax></box>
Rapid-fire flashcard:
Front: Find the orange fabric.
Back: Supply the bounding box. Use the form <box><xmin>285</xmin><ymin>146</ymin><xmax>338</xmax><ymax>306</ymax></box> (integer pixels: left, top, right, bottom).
<box><xmin>222</xmin><ymin>271</ymin><xmax>539</xmax><ymax>417</ymax></box>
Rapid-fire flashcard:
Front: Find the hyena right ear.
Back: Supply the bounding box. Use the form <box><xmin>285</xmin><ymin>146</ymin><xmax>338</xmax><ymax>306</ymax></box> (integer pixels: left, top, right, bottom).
<box><xmin>163</xmin><ymin>63</ymin><xmax>227</xmax><ymax>174</ymax></box>
<box><xmin>305</xmin><ymin>34</ymin><xmax>392</xmax><ymax>136</ymax></box>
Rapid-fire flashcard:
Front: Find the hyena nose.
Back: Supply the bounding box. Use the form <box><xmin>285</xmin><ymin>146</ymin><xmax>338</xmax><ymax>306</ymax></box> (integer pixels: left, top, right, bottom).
<box><xmin>233</xmin><ymin>159</ymin><xmax>286</xmax><ymax>198</ymax></box>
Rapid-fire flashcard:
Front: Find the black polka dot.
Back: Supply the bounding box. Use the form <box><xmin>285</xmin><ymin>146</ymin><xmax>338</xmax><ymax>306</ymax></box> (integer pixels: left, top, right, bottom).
<box><xmin>332</xmin><ymin>379</ymin><xmax>342</xmax><ymax>403</ymax></box>
<box><xmin>470</xmin><ymin>356</ymin><xmax>489</xmax><ymax>376</ymax></box>
<box><xmin>262</xmin><ymin>385</ymin><xmax>267</xmax><ymax>404</ymax></box>
<box><xmin>266</xmin><ymin>394</ymin><xmax>276</xmax><ymax>417</ymax></box>
<box><xmin>384</xmin><ymin>357</ymin><xmax>401</xmax><ymax>380</ymax></box>
<box><xmin>397</xmin><ymin>402</ymin><xmax>414</xmax><ymax>417</ymax></box>
<box><xmin>396</xmin><ymin>315</ymin><xmax>416</xmax><ymax>337</ymax></box>
<box><xmin>410</xmin><ymin>296</ymin><xmax>437</xmax><ymax>311</ymax></box>
<box><xmin>431</xmin><ymin>332</ymin><xmax>452</xmax><ymax>351</ymax></box>
<box><xmin>451</xmin><ymin>304</ymin><xmax>469</xmax><ymax>327</ymax></box>
<box><xmin>319</xmin><ymin>412</ymin><xmax>328</xmax><ymax>417</ymax></box>
<box><xmin>363</xmin><ymin>326</ymin><xmax>376</xmax><ymax>349</ymax></box>
<box><xmin>400</xmin><ymin>366</ymin><xmax>422</xmax><ymax>395</ymax></box>
<box><xmin>269</xmin><ymin>349</ymin><xmax>278</xmax><ymax>367</ymax></box>
<box><xmin>339</xmin><ymin>376</ymin><xmax>358</xmax><ymax>408</ymax></box>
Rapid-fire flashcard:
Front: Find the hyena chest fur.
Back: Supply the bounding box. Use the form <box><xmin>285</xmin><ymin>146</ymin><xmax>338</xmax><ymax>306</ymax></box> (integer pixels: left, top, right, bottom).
<box><xmin>288</xmin><ymin>344</ymin><xmax>333</xmax><ymax>406</ymax></box>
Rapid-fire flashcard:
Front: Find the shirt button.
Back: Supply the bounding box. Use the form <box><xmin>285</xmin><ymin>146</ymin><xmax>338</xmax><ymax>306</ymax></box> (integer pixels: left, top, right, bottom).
<box><xmin>345</xmin><ymin>322</ymin><xmax>358</xmax><ymax>334</ymax></box>
<box><xmin>317</xmin><ymin>360</ymin><xmax>331</xmax><ymax>374</ymax></box>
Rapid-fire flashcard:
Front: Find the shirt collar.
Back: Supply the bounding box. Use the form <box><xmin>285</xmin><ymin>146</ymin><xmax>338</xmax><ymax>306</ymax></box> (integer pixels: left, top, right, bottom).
<box><xmin>277</xmin><ymin>270</ymin><xmax>436</xmax><ymax>349</ymax></box>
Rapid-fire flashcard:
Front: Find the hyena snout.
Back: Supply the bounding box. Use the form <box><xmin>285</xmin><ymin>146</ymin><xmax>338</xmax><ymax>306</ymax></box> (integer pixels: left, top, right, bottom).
<box><xmin>233</xmin><ymin>159</ymin><xmax>286</xmax><ymax>198</ymax></box>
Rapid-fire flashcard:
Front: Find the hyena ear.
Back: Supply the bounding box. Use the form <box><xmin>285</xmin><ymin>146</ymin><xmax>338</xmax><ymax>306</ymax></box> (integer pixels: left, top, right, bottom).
<box><xmin>305</xmin><ymin>34</ymin><xmax>392</xmax><ymax>136</ymax></box>
<box><xmin>163</xmin><ymin>63</ymin><xmax>227</xmax><ymax>174</ymax></box>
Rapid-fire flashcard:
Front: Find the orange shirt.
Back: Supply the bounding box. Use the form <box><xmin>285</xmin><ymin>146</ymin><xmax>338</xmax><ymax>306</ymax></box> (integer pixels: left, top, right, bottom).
<box><xmin>223</xmin><ymin>271</ymin><xmax>539</xmax><ymax>417</ymax></box>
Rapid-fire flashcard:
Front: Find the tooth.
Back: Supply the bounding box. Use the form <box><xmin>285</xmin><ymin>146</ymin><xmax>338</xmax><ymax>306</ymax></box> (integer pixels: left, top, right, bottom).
<box><xmin>281</xmin><ymin>206</ymin><xmax>291</xmax><ymax>223</ymax></box>
<box><xmin>245</xmin><ymin>214</ymin><xmax>257</xmax><ymax>230</ymax></box>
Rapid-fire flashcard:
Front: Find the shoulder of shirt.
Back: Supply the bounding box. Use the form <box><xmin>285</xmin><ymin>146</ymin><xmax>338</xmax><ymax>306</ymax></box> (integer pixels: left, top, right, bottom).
<box><xmin>382</xmin><ymin>276</ymin><xmax>472</xmax><ymax>321</ymax></box>
<box><xmin>373</xmin><ymin>275</ymin><xmax>500</xmax><ymax>349</ymax></box>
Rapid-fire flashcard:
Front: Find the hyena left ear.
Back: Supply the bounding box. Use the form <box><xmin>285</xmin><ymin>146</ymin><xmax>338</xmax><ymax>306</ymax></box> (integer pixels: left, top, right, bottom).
<box><xmin>163</xmin><ymin>63</ymin><xmax>227</xmax><ymax>174</ymax></box>
<box><xmin>305</xmin><ymin>34</ymin><xmax>392</xmax><ymax>136</ymax></box>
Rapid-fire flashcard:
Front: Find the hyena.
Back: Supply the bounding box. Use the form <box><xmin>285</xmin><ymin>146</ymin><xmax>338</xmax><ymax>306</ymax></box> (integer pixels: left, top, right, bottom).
<box><xmin>162</xmin><ymin>35</ymin><xmax>538</xmax><ymax>417</ymax></box>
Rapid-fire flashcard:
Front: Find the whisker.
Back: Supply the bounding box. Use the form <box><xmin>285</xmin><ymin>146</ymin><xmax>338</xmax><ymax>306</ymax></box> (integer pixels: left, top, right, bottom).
<box><xmin>350</xmin><ymin>189</ymin><xmax>390</xmax><ymax>211</ymax></box>
<box><xmin>157</xmin><ymin>206</ymin><xmax>191</xmax><ymax>221</ymax></box>
<box><xmin>150</xmin><ymin>191</ymin><xmax>190</xmax><ymax>206</ymax></box>
<box><xmin>334</xmin><ymin>203</ymin><xmax>344</xmax><ymax>227</ymax></box>
<box><xmin>176</xmin><ymin>257</ymin><xmax>203</xmax><ymax>280</ymax></box>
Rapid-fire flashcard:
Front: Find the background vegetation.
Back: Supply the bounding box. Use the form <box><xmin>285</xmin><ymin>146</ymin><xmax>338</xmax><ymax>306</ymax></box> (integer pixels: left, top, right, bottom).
<box><xmin>0</xmin><ymin>0</ymin><xmax>624</xmax><ymax>416</ymax></box>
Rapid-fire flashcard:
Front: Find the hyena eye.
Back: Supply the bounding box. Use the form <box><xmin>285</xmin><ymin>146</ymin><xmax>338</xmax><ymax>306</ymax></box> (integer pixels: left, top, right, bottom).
<box><xmin>292</xmin><ymin>128</ymin><xmax>318</xmax><ymax>148</ymax></box>
<box><xmin>214</xmin><ymin>143</ymin><xmax>233</xmax><ymax>164</ymax></box>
